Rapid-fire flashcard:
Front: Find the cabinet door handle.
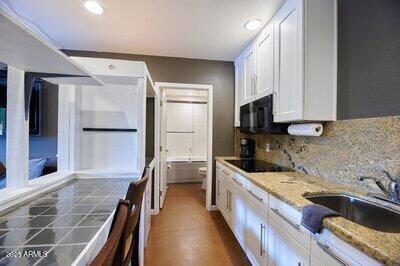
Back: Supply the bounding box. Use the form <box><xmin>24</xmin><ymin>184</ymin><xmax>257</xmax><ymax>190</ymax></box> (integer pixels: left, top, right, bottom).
<box><xmin>227</xmin><ymin>190</ymin><xmax>230</xmax><ymax>211</ymax></box>
<box><xmin>229</xmin><ymin>191</ymin><xmax>232</xmax><ymax>212</ymax></box>
<box><xmin>317</xmin><ymin>242</ymin><xmax>349</xmax><ymax>266</ymax></box>
<box><xmin>260</xmin><ymin>223</ymin><xmax>266</xmax><ymax>256</ymax></box>
<box><xmin>222</xmin><ymin>170</ymin><xmax>229</xmax><ymax>176</ymax></box>
<box><xmin>247</xmin><ymin>189</ymin><xmax>263</xmax><ymax>202</ymax></box>
<box><xmin>217</xmin><ymin>180</ymin><xmax>220</xmax><ymax>196</ymax></box>
<box><xmin>232</xmin><ymin>177</ymin><xmax>243</xmax><ymax>186</ymax></box>
<box><xmin>271</xmin><ymin>207</ymin><xmax>300</xmax><ymax>230</ymax></box>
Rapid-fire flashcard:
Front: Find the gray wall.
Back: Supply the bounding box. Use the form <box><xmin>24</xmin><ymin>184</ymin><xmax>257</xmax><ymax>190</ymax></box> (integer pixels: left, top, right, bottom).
<box><xmin>338</xmin><ymin>0</ymin><xmax>400</xmax><ymax>119</ymax></box>
<box><xmin>63</xmin><ymin>50</ymin><xmax>235</xmax><ymax>203</ymax></box>
<box><xmin>0</xmin><ymin>81</ymin><xmax>58</xmax><ymax>164</ymax></box>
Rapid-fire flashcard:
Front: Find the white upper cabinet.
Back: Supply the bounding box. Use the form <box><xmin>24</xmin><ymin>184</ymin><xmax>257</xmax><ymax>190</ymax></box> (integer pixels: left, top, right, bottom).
<box><xmin>234</xmin><ymin>60</ymin><xmax>244</xmax><ymax>127</ymax></box>
<box><xmin>243</xmin><ymin>49</ymin><xmax>257</xmax><ymax>105</ymax></box>
<box><xmin>234</xmin><ymin>0</ymin><xmax>337</xmax><ymax>124</ymax></box>
<box><xmin>273</xmin><ymin>0</ymin><xmax>303</xmax><ymax>122</ymax></box>
<box><xmin>256</xmin><ymin>24</ymin><xmax>274</xmax><ymax>100</ymax></box>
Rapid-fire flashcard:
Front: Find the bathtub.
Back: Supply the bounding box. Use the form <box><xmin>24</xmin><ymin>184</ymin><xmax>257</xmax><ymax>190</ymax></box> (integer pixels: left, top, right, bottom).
<box><xmin>167</xmin><ymin>160</ymin><xmax>206</xmax><ymax>184</ymax></box>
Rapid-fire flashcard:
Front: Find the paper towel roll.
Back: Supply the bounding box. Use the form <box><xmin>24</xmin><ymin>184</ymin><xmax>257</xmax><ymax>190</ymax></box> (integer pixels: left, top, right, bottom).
<box><xmin>288</xmin><ymin>123</ymin><xmax>323</xmax><ymax>137</ymax></box>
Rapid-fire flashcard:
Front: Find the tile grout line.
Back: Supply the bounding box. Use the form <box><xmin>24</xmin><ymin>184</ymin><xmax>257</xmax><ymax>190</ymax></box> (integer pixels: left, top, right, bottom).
<box><xmin>0</xmin><ymin>179</ymin><xmax>128</xmax><ymax>265</ymax></box>
<box><xmin>32</xmin><ymin>180</ymin><xmax>118</xmax><ymax>266</ymax></box>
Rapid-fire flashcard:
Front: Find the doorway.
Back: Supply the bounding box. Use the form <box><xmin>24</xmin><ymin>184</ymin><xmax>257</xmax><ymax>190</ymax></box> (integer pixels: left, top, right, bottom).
<box><xmin>155</xmin><ymin>82</ymin><xmax>213</xmax><ymax>212</ymax></box>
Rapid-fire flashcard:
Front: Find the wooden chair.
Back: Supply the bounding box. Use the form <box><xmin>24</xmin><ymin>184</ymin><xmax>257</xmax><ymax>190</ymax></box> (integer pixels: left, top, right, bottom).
<box><xmin>116</xmin><ymin>167</ymin><xmax>150</xmax><ymax>266</ymax></box>
<box><xmin>90</xmin><ymin>199</ymin><xmax>130</xmax><ymax>266</ymax></box>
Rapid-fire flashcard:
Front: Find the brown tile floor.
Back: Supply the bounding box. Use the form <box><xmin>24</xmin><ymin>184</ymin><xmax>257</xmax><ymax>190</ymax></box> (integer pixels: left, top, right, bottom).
<box><xmin>144</xmin><ymin>183</ymin><xmax>250</xmax><ymax>266</ymax></box>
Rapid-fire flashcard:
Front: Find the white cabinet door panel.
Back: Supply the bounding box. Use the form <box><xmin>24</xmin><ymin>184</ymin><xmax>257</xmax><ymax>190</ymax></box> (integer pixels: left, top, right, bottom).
<box><xmin>234</xmin><ymin>59</ymin><xmax>244</xmax><ymax>125</ymax></box>
<box><xmin>256</xmin><ymin>25</ymin><xmax>274</xmax><ymax>99</ymax></box>
<box><xmin>244</xmin><ymin>49</ymin><xmax>257</xmax><ymax>105</ymax></box>
<box><xmin>231</xmin><ymin>187</ymin><xmax>246</xmax><ymax>248</ymax></box>
<box><xmin>245</xmin><ymin>201</ymin><xmax>268</xmax><ymax>266</ymax></box>
<box><xmin>274</xmin><ymin>0</ymin><xmax>303</xmax><ymax>122</ymax></box>
<box><xmin>268</xmin><ymin>220</ymin><xmax>310</xmax><ymax>266</ymax></box>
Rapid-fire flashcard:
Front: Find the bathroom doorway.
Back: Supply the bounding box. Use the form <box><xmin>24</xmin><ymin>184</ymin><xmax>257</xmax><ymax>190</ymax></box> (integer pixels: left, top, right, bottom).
<box><xmin>155</xmin><ymin>82</ymin><xmax>213</xmax><ymax>212</ymax></box>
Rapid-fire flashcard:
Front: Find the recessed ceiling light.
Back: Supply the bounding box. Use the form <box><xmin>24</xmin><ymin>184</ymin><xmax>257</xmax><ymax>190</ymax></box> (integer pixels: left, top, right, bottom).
<box><xmin>84</xmin><ymin>1</ymin><xmax>104</xmax><ymax>15</ymax></box>
<box><xmin>244</xmin><ymin>19</ymin><xmax>261</xmax><ymax>31</ymax></box>
<box><xmin>189</xmin><ymin>92</ymin><xmax>194</xmax><ymax>96</ymax></box>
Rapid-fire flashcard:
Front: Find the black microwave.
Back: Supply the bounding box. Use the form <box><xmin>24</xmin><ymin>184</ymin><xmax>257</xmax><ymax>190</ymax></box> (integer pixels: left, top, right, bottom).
<box><xmin>240</xmin><ymin>95</ymin><xmax>288</xmax><ymax>134</ymax></box>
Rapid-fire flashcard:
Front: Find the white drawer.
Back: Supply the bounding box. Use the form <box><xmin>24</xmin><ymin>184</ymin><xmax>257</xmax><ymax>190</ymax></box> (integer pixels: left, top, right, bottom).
<box><xmin>311</xmin><ymin>230</ymin><xmax>381</xmax><ymax>266</ymax></box>
<box><xmin>269</xmin><ymin>195</ymin><xmax>311</xmax><ymax>250</ymax></box>
<box><xmin>229</xmin><ymin>172</ymin><xmax>246</xmax><ymax>192</ymax></box>
<box><xmin>245</xmin><ymin>180</ymin><xmax>269</xmax><ymax>213</ymax></box>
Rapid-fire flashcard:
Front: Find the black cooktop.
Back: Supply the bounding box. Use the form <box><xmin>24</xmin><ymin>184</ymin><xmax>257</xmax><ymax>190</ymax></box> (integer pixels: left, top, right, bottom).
<box><xmin>226</xmin><ymin>159</ymin><xmax>291</xmax><ymax>173</ymax></box>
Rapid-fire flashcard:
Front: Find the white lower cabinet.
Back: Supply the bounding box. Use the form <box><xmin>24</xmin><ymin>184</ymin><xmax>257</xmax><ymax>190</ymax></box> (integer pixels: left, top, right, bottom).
<box><xmin>231</xmin><ymin>186</ymin><xmax>246</xmax><ymax>248</ymax></box>
<box><xmin>245</xmin><ymin>201</ymin><xmax>268</xmax><ymax>266</ymax></box>
<box><xmin>219</xmin><ymin>176</ymin><xmax>231</xmax><ymax>223</ymax></box>
<box><xmin>215</xmin><ymin>162</ymin><xmax>382</xmax><ymax>266</ymax></box>
<box><xmin>268</xmin><ymin>220</ymin><xmax>310</xmax><ymax>266</ymax></box>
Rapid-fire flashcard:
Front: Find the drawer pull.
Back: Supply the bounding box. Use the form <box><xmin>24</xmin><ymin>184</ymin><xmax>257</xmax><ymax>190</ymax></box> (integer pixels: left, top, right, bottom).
<box><xmin>271</xmin><ymin>207</ymin><xmax>300</xmax><ymax>230</ymax></box>
<box><xmin>317</xmin><ymin>242</ymin><xmax>349</xmax><ymax>266</ymax></box>
<box><xmin>222</xmin><ymin>170</ymin><xmax>229</xmax><ymax>175</ymax></box>
<box><xmin>247</xmin><ymin>189</ymin><xmax>263</xmax><ymax>202</ymax></box>
<box><xmin>232</xmin><ymin>177</ymin><xmax>243</xmax><ymax>186</ymax></box>
<box><xmin>260</xmin><ymin>223</ymin><xmax>266</xmax><ymax>256</ymax></box>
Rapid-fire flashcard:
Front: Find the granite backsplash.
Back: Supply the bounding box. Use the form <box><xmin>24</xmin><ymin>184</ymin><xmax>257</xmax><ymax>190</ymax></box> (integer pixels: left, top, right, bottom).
<box><xmin>234</xmin><ymin>115</ymin><xmax>400</xmax><ymax>194</ymax></box>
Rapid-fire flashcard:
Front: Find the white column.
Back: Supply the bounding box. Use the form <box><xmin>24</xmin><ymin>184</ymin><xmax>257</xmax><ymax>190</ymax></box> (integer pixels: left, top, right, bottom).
<box><xmin>6</xmin><ymin>66</ymin><xmax>29</xmax><ymax>188</ymax></box>
<box><xmin>137</xmin><ymin>78</ymin><xmax>146</xmax><ymax>172</ymax></box>
<box><xmin>57</xmin><ymin>84</ymin><xmax>72</xmax><ymax>172</ymax></box>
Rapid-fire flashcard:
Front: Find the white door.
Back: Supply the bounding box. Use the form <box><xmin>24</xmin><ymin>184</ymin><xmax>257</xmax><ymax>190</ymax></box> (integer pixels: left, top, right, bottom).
<box><xmin>231</xmin><ymin>186</ymin><xmax>246</xmax><ymax>248</ymax></box>
<box><xmin>159</xmin><ymin>93</ymin><xmax>168</xmax><ymax>208</ymax></box>
<box><xmin>243</xmin><ymin>49</ymin><xmax>257</xmax><ymax>105</ymax></box>
<box><xmin>273</xmin><ymin>0</ymin><xmax>303</xmax><ymax>122</ymax></box>
<box><xmin>268</xmin><ymin>220</ymin><xmax>310</xmax><ymax>266</ymax></box>
<box><xmin>256</xmin><ymin>24</ymin><xmax>274</xmax><ymax>99</ymax></box>
<box><xmin>245</xmin><ymin>201</ymin><xmax>268</xmax><ymax>266</ymax></box>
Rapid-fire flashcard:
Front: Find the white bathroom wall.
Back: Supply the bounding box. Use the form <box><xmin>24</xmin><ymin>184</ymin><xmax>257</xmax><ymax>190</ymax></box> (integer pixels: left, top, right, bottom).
<box><xmin>166</xmin><ymin>102</ymin><xmax>207</xmax><ymax>161</ymax></box>
<box><xmin>79</xmin><ymin>84</ymin><xmax>139</xmax><ymax>172</ymax></box>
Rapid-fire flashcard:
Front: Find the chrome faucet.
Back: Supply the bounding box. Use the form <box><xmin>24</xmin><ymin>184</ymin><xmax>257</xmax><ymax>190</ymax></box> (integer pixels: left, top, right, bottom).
<box><xmin>358</xmin><ymin>171</ymin><xmax>400</xmax><ymax>204</ymax></box>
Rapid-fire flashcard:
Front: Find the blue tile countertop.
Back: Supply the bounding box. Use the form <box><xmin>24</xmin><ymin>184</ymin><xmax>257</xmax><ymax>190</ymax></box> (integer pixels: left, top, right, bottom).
<box><xmin>0</xmin><ymin>178</ymin><xmax>134</xmax><ymax>266</ymax></box>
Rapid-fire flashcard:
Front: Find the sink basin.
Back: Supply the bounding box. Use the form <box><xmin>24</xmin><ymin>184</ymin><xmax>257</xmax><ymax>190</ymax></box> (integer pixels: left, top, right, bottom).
<box><xmin>304</xmin><ymin>194</ymin><xmax>400</xmax><ymax>233</ymax></box>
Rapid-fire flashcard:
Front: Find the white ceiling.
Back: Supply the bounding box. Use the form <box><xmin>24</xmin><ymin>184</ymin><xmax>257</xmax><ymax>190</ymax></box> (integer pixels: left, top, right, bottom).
<box><xmin>1</xmin><ymin>0</ymin><xmax>284</xmax><ymax>61</ymax></box>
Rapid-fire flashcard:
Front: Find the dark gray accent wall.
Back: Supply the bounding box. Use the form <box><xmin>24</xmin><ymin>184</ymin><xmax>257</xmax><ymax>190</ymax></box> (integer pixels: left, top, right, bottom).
<box><xmin>338</xmin><ymin>0</ymin><xmax>400</xmax><ymax>119</ymax></box>
<box><xmin>0</xmin><ymin>81</ymin><xmax>58</xmax><ymax>164</ymax></box>
<box><xmin>63</xmin><ymin>50</ymin><xmax>235</xmax><ymax>204</ymax></box>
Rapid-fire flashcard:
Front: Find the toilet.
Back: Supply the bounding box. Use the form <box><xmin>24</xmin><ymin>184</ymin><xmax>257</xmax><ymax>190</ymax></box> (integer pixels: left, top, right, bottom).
<box><xmin>198</xmin><ymin>167</ymin><xmax>207</xmax><ymax>190</ymax></box>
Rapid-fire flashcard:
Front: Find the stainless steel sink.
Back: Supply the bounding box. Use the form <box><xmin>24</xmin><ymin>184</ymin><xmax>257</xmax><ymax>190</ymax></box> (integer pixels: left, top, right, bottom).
<box><xmin>304</xmin><ymin>194</ymin><xmax>400</xmax><ymax>233</ymax></box>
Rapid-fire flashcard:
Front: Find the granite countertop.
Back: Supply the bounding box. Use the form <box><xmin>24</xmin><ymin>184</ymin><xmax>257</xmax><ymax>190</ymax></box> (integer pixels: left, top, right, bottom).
<box><xmin>216</xmin><ymin>156</ymin><xmax>400</xmax><ymax>265</ymax></box>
